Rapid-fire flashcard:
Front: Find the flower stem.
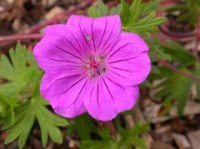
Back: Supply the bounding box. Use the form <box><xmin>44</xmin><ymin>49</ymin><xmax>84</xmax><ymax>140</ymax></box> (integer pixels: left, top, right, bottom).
<box><xmin>193</xmin><ymin>13</ymin><xmax>200</xmax><ymax>60</ymax></box>
<box><xmin>103</xmin><ymin>121</ymin><xmax>117</xmax><ymax>139</ymax></box>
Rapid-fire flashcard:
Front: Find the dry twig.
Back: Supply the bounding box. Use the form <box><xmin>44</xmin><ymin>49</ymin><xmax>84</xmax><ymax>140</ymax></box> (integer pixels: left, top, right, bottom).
<box><xmin>159</xmin><ymin>60</ymin><xmax>200</xmax><ymax>82</ymax></box>
<box><xmin>0</xmin><ymin>0</ymin><xmax>95</xmax><ymax>46</ymax></box>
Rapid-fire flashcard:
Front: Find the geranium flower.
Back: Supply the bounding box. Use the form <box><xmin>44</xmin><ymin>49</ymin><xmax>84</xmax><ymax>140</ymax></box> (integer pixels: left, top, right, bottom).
<box><xmin>33</xmin><ymin>15</ymin><xmax>151</xmax><ymax>121</ymax></box>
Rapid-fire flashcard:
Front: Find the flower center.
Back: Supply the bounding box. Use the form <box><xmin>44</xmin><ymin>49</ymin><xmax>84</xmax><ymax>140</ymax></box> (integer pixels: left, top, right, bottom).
<box><xmin>85</xmin><ymin>55</ymin><xmax>107</xmax><ymax>78</ymax></box>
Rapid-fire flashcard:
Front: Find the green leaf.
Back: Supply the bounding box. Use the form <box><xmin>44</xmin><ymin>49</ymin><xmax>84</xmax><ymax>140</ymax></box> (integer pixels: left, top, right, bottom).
<box><xmin>166</xmin><ymin>0</ymin><xmax>200</xmax><ymax>26</ymax></box>
<box><xmin>160</xmin><ymin>42</ymin><xmax>195</xmax><ymax>66</ymax></box>
<box><xmin>147</xmin><ymin>37</ymin><xmax>171</xmax><ymax>62</ymax></box>
<box><xmin>88</xmin><ymin>1</ymin><xmax>122</xmax><ymax>17</ymax></box>
<box><xmin>4</xmin><ymin>102</ymin><xmax>35</xmax><ymax>148</ymax></box>
<box><xmin>120</xmin><ymin>0</ymin><xmax>131</xmax><ymax>25</ymax></box>
<box><xmin>81</xmin><ymin>140</ymin><xmax>107</xmax><ymax>149</ymax></box>
<box><xmin>4</xmin><ymin>98</ymin><xmax>68</xmax><ymax>148</ymax></box>
<box><xmin>131</xmin><ymin>137</ymin><xmax>147</xmax><ymax>149</ymax></box>
<box><xmin>129</xmin><ymin>0</ymin><xmax>144</xmax><ymax>24</ymax></box>
<box><xmin>110</xmin><ymin>4</ymin><xmax>122</xmax><ymax>15</ymax></box>
<box><xmin>156</xmin><ymin>73</ymin><xmax>192</xmax><ymax>116</ymax></box>
<box><xmin>195</xmin><ymin>62</ymin><xmax>200</xmax><ymax>101</ymax></box>
<box><xmin>118</xmin><ymin>123</ymin><xmax>149</xmax><ymax>149</ymax></box>
<box><xmin>88</xmin><ymin>0</ymin><xmax>109</xmax><ymax>17</ymax></box>
<box><xmin>0</xmin><ymin>92</ymin><xmax>19</xmax><ymax>119</ymax></box>
<box><xmin>0</xmin><ymin>44</ymin><xmax>68</xmax><ymax>148</ymax></box>
<box><xmin>69</xmin><ymin>114</ymin><xmax>97</xmax><ymax>140</ymax></box>
<box><xmin>34</xmin><ymin>98</ymin><xmax>68</xmax><ymax>146</ymax></box>
<box><xmin>0</xmin><ymin>43</ymin><xmax>41</xmax><ymax>97</ymax></box>
<box><xmin>130</xmin><ymin>123</ymin><xmax>149</xmax><ymax>136</ymax></box>
<box><xmin>142</xmin><ymin>0</ymin><xmax>161</xmax><ymax>15</ymax></box>
<box><xmin>126</xmin><ymin>13</ymin><xmax>166</xmax><ymax>34</ymax></box>
<box><xmin>121</xmin><ymin>0</ymin><xmax>144</xmax><ymax>26</ymax></box>
<box><xmin>121</xmin><ymin>0</ymin><xmax>166</xmax><ymax>34</ymax></box>
<box><xmin>99</xmin><ymin>127</ymin><xmax>111</xmax><ymax>141</ymax></box>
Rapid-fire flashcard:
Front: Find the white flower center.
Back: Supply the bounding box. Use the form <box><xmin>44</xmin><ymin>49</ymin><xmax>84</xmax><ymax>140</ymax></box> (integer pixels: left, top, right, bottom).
<box><xmin>85</xmin><ymin>55</ymin><xmax>107</xmax><ymax>78</ymax></box>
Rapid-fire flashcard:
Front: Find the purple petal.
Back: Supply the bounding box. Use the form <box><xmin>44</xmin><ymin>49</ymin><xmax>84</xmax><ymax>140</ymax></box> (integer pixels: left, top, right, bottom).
<box><xmin>66</xmin><ymin>15</ymin><xmax>121</xmax><ymax>54</ymax></box>
<box><xmin>40</xmin><ymin>73</ymin><xmax>87</xmax><ymax>118</ymax></box>
<box><xmin>34</xmin><ymin>15</ymin><xmax>151</xmax><ymax>121</ymax></box>
<box><xmin>33</xmin><ymin>24</ymin><xmax>87</xmax><ymax>73</ymax></box>
<box><xmin>83</xmin><ymin>79</ymin><xmax>139</xmax><ymax>121</ymax></box>
<box><xmin>106</xmin><ymin>32</ymin><xmax>151</xmax><ymax>86</ymax></box>
<box><xmin>107</xmin><ymin>53</ymin><xmax>151</xmax><ymax>86</ymax></box>
<box><xmin>107</xmin><ymin>32</ymin><xmax>149</xmax><ymax>60</ymax></box>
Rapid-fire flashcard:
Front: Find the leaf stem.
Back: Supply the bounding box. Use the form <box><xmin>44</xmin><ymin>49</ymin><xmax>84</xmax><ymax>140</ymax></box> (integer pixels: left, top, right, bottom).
<box><xmin>193</xmin><ymin>13</ymin><xmax>200</xmax><ymax>60</ymax></box>
<box><xmin>158</xmin><ymin>59</ymin><xmax>200</xmax><ymax>82</ymax></box>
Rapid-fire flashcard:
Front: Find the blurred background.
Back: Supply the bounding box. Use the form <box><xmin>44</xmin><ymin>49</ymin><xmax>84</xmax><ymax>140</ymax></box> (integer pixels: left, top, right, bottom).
<box><xmin>0</xmin><ymin>0</ymin><xmax>200</xmax><ymax>149</ymax></box>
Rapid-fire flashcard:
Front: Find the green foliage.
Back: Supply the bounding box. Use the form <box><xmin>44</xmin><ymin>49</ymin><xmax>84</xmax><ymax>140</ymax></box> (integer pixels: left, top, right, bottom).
<box><xmin>4</xmin><ymin>102</ymin><xmax>35</xmax><ymax>148</ymax></box>
<box><xmin>118</xmin><ymin>123</ymin><xmax>149</xmax><ymax>149</ymax></box>
<box><xmin>0</xmin><ymin>43</ymin><xmax>41</xmax><ymax>96</ymax></box>
<box><xmin>0</xmin><ymin>0</ymin><xmax>199</xmax><ymax>148</ymax></box>
<box><xmin>0</xmin><ymin>44</ymin><xmax>68</xmax><ymax>148</ymax></box>
<box><xmin>167</xmin><ymin>0</ymin><xmax>200</xmax><ymax>26</ymax></box>
<box><xmin>147</xmin><ymin>38</ymin><xmax>199</xmax><ymax>115</ymax></box>
<box><xmin>160</xmin><ymin>41</ymin><xmax>195</xmax><ymax>67</ymax></box>
<box><xmin>68</xmin><ymin>114</ymin><xmax>97</xmax><ymax>140</ymax></box>
<box><xmin>110</xmin><ymin>4</ymin><xmax>122</xmax><ymax>15</ymax></box>
<box><xmin>147</xmin><ymin>38</ymin><xmax>172</xmax><ymax>62</ymax></box>
<box><xmin>147</xmin><ymin>37</ymin><xmax>173</xmax><ymax>81</ymax></box>
<box><xmin>80</xmin><ymin>122</ymin><xmax>149</xmax><ymax>149</ymax></box>
<box><xmin>155</xmin><ymin>72</ymin><xmax>192</xmax><ymax>116</ymax></box>
<box><xmin>81</xmin><ymin>128</ymin><xmax>114</xmax><ymax>149</ymax></box>
<box><xmin>195</xmin><ymin>63</ymin><xmax>200</xmax><ymax>101</ymax></box>
<box><xmin>88</xmin><ymin>0</ymin><xmax>165</xmax><ymax>35</ymax></box>
<box><xmin>0</xmin><ymin>93</ymin><xmax>18</xmax><ymax>124</ymax></box>
<box><xmin>67</xmin><ymin>114</ymin><xmax>149</xmax><ymax>149</ymax></box>
<box><xmin>3</xmin><ymin>98</ymin><xmax>68</xmax><ymax>148</ymax></box>
<box><xmin>121</xmin><ymin>0</ymin><xmax>166</xmax><ymax>35</ymax></box>
<box><xmin>88</xmin><ymin>1</ymin><xmax>109</xmax><ymax>17</ymax></box>
<box><xmin>88</xmin><ymin>0</ymin><xmax>121</xmax><ymax>17</ymax></box>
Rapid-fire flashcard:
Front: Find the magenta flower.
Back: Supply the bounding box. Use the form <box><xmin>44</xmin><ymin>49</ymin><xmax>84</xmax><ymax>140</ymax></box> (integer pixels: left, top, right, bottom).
<box><xmin>33</xmin><ymin>15</ymin><xmax>151</xmax><ymax>121</ymax></box>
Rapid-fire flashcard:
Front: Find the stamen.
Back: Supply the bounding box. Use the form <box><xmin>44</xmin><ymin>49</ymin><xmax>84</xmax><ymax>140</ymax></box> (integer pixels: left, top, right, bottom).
<box><xmin>84</xmin><ymin>55</ymin><xmax>107</xmax><ymax>78</ymax></box>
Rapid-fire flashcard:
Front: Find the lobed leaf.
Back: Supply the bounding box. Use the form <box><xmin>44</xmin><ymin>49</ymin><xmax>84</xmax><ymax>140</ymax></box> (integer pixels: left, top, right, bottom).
<box><xmin>0</xmin><ymin>44</ymin><xmax>68</xmax><ymax>148</ymax></box>
<box><xmin>4</xmin><ymin>99</ymin><xmax>68</xmax><ymax>148</ymax></box>
<box><xmin>156</xmin><ymin>73</ymin><xmax>192</xmax><ymax>116</ymax></box>
<box><xmin>121</xmin><ymin>0</ymin><xmax>165</xmax><ymax>34</ymax></box>
<box><xmin>88</xmin><ymin>0</ymin><xmax>109</xmax><ymax>17</ymax></box>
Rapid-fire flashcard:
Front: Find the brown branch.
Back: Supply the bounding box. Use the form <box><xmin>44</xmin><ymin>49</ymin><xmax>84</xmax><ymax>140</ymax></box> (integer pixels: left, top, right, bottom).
<box><xmin>194</xmin><ymin>35</ymin><xmax>200</xmax><ymax>60</ymax></box>
<box><xmin>0</xmin><ymin>34</ymin><xmax>42</xmax><ymax>43</ymax></box>
<box><xmin>159</xmin><ymin>60</ymin><xmax>200</xmax><ymax>82</ymax></box>
<box><xmin>160</xmin><ymin>0</ymin><xmax>179</xmax><ymax>6</ymax></box>
<box><xmin>25</xmin><ymin>0</ymin><xmax>95</xmax><ymax>34</ymax></box>
<box><xmin>0</xmin><ymin>0</ymin><xmax>95</xmax><ymax>46</ymax></box>
<box><xmin>193</xmin><ymin>13</ymin><xmax>200</xmax><ymax>60</ymax></box>
<box><xmin>159</xmin><ymin>24</ymin><xmax>195</xmax><ymax>39</ymax></box>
